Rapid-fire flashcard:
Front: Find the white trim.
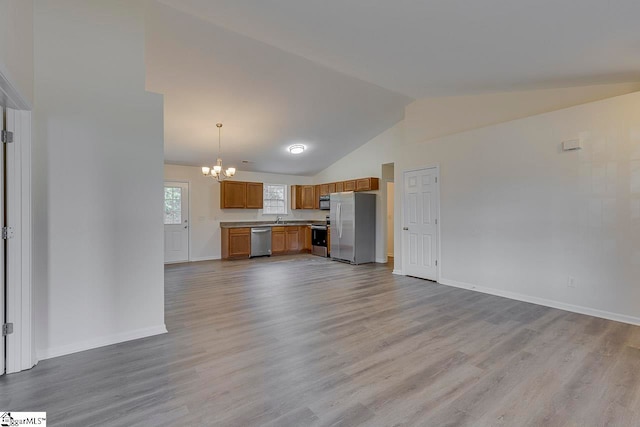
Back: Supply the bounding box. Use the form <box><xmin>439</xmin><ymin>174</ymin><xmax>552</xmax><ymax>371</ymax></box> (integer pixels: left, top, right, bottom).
<box><xmin>392</xmin><ymin>269</ymin><xmax>404</xmax><ymax>275</ymax></box>
<box><xmin>37</xmin><ymin>324</ymin><xmax>168</xmax><ymax>361</ymax></box>
<box><xmin>5</xmin><ymin>109</ymin><xmax>33</xmax><ymax>374</ymax></box>
<box><xmin>164</xmin><ymin>255</ymin><xmax>222</xmax><ymax>264</ymax></box>
<box><xmin>400</xmin><ymin>164</ymin><xmax>441</xmax><ymax>282</ymax></box>
<box><xmin>375</xmin><ymin>257</ymin><xmax>387</xmax><ymax>263</ymax></box>
<box><xmin>0</xmin><ymin>64</ymin><xmax>31</xmax><ymax>110</ymax></box>
<box><xmin>189</xmin><ymin>255</ymin><xmax>222</xmax><ymax>262</ymax></box>
<box><xmin>439</xmin><ymin>277</ymin><xmax>640</xmax><ymax>327</ymax></box>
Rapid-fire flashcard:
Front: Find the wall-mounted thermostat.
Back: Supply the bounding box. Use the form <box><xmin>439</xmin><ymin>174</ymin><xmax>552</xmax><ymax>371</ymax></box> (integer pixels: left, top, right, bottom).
<box><xmin>562</xmin><ymin>139</ymin><xmax>581</xmax><ymax>151</ymax></box>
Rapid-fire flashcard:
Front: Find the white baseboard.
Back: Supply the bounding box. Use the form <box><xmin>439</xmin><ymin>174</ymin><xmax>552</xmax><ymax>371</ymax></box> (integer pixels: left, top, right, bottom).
<box><xmin>165</xmin><ymin>256</ymin><xmax>221</xmax><ymax>264</ymax></box>
<box><xmin>37</xmin><ymin>324</ymin><xmax>168</xmax><ymax>361</ymax></box>
<box><xmin>392</xmin><ymin>269</ymin><xmax>403</xmax><ymax>275</ymax></box>
<box><xmin>376</xmin><ymin>257</ymin><xmax>388</xmax><ymax>263</ymax></box>
<box><xmin>189</xmin><ymin>255</ymin><xmax>221</xmax><ymax>262</ymax></box>
<box><xmin>387</xmin><ymin>253</ymin><xmax>394</xmax><ymax>257</ymax></box>
<box><xmin>439</xmin><ymin>277</ymin><xmax>640</xmax><ymax>326</ymax></box>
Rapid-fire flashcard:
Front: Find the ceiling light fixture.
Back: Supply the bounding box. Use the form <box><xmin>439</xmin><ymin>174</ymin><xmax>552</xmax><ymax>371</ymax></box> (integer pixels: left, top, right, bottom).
<box><xmin>288</xmin><ymin>144</ymin><xmax>305</xmax><ymax>154</ymax></box>
<box><xmin>202</xmin><ymin>123</ymin><xmax>236</xmax><ymax>181</ymax></box>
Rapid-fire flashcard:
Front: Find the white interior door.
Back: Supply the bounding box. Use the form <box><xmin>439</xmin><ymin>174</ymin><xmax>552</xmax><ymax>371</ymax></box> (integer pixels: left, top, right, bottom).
<box><xmin>403</xmin><ymin>167</ymin><xmax>439</xmax><ymax>280</ymax></box>
<box><xmin>0</xmin><ymin>107</ymin><xmax>5</xmax><ymax>375</ymax></box>
<box><xmin>164</xmin><ymin>181</ymin><xmax>189</xmax><ymax>263</ymax></box>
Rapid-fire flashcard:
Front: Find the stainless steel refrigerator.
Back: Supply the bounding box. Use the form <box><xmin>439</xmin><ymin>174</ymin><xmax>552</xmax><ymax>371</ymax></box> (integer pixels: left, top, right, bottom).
<box><xmin>330</xmin><ymin>192</ymin><xmax>376</xmax><ymax>264</ymax></box>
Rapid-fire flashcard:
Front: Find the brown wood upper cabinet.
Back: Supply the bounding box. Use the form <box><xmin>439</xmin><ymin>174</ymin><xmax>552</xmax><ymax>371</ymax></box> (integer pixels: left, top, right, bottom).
<box><xmin>220</xmin><ymin>181</ymin><xmax>264</xmax><ymax>209</ymax></box>
<box><xmin>335</xmin><ymin>181</ymin><xmax>344</xmax><ymax>192</ymax></box>
<box><xmin>246</xmin><ymin>182</ymin><xmax>264</xmax><ymax>209</ymax></box>
<box><xmin>355</xmin><ymin>177</ymin><xmax>379</xmax><ymax>191</ymax></box>
<box><xmin>343</xmin><ymin>180</ymin><xmax>356</xmax><ymax>191</ymax></box>
<box><xmin>291</xmin><ymin>185</ymin><xmax>316</xmax><ymax>210</ymax></box>
<box><xmin>317</xmin><ymin>183</ymin><xmax>335</xmax><ymax>196</ymax></box>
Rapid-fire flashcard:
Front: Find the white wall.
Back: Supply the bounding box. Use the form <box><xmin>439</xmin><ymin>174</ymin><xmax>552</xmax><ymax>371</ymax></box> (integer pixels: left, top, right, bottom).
<box><xmin>164</xmin><ymin>165</ymin><xmax>325</xmax><ymax>261</ymax></box>
<box><xmin>397</xmin><ymin>91</ymin><xmax>640</xmax><ymax>322</ymax></box>
<box><xmin>33</xmin><ymin>0</ymin><xmax>166</xmax><ymax>359</ymax></box>
<box><xmin>0</xmin><ymin>0</ymin><xmax>34</xmax><ymax>107</ymax></box>
<box><xmin>404</xmin><ymin>82</ymin><xmax>640</xmax><ymax>146</ymax></box>
<box><xmin>315</xmin><ymin>86</ymin><xmax>640</xmax><ymax>322</ymax></box>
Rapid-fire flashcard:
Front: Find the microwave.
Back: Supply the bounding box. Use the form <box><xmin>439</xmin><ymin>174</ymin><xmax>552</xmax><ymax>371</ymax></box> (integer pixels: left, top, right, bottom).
<box><xmin>319</xmin><ymin>195</ymin><xmax>330</xmax><ymax>210</ymax></box>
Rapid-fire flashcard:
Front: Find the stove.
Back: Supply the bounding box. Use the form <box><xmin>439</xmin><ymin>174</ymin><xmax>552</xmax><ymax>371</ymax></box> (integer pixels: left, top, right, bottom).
<box><xmin>311</xmin><ymin>223</ymin><xmax>329</xmax><ymax>257</ymax></box>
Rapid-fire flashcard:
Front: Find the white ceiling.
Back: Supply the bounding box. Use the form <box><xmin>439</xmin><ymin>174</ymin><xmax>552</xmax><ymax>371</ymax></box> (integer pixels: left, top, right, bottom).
<box><xmin>151</xmin><ymin>0</ymin><xmax>640</xmax><ymax>175</ymax></box>
<box><xmin>146</xmin><ymin>3</ymin><xmax>411</xmax><ymax>175</ymax></box>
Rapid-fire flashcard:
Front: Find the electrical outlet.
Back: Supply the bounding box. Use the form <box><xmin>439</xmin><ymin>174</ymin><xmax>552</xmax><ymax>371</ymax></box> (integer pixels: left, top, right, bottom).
<box><xmin>567</xmin><ymin>276</ymin><xmax>576</xmax><ymax>288</ymax></box>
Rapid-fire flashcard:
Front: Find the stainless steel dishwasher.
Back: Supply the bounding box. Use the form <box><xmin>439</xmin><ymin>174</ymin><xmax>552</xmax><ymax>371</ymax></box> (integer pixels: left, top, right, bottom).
<box><xmin>250</xmin><ymin>227</ymin><xmax>272</xmax><ymax>257</ymax></box>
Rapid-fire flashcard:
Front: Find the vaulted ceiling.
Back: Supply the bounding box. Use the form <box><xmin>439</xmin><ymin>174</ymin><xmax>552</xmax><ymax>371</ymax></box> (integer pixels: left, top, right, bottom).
<box><xmin>149</xmin><ymin>0</ymin><xmax>640</xmax><ymax>175</ymax></box>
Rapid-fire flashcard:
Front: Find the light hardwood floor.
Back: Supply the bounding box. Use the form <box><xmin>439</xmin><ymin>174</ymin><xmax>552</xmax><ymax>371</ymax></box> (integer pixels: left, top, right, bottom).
<box><xmin>3</xmin><ymin>255</ymin><xmax>640</xmax><ymax>426</ymax></box>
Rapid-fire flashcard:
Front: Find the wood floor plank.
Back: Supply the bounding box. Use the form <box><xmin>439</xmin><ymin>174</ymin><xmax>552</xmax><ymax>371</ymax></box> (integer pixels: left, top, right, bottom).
<box><xmin>2</xmin><ymin>254</ymin><xmax>640</xmax><ymax>426</ymax></box>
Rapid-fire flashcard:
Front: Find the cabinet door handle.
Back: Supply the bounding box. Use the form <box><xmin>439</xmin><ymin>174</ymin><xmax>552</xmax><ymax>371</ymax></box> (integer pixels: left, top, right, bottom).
<box><xmin>403</xmin><ymin>227</ymin><xmax>408</xmax><ymax>231</ymax></box>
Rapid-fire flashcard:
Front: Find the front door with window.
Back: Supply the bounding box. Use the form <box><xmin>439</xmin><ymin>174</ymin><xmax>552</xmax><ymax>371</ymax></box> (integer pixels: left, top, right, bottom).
<box><xmin>164</xmin><ymin>182</ymin><xmax>189</xmax><ymax>263</ymax></box>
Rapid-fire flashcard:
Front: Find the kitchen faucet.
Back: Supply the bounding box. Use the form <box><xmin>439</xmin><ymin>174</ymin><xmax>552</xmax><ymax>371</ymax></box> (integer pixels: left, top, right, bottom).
<box><xmin>275</xmin><ymin>216</ymin><xmax>282</xmax><ymax>224</ymax></box>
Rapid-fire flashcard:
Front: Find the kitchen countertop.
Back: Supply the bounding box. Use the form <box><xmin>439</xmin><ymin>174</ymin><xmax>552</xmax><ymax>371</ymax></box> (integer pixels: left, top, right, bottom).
<box><xmin>220</xmin><ymin>220</ymin><xmax>328</xmax><ymax>229</ymax></box>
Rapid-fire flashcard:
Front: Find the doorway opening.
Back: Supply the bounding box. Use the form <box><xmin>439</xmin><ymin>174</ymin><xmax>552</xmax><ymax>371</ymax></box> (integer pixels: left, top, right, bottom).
<box><xmin>382</xmin><ymin>163</ymin><xmax>394</xmax><ymax>266</ymax></box>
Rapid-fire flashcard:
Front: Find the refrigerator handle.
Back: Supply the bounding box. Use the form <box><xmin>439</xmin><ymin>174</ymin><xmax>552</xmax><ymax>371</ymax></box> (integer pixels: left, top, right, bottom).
<box><xmin>337</xmin><ymin>202</ymin><xmax>342</xmax><ymax>238</ymax></box>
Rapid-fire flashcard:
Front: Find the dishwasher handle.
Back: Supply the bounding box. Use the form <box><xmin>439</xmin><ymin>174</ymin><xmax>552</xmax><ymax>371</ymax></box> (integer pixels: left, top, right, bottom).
<box><xmin>251</xmin><ymin>228</ymin><xmax>271</xmax><ymax>233</ymax></box>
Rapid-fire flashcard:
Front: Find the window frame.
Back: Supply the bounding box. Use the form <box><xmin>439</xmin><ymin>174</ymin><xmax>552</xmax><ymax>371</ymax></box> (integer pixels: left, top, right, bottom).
<box><xmin>262</xmin><ymin>183</ymin><xmax>288</xmax><ymax>215</ymax></box>
<box><xmin>164</xmin><ymin>186</ymin><xmax>183</xmax><ymax>225</ymax></box>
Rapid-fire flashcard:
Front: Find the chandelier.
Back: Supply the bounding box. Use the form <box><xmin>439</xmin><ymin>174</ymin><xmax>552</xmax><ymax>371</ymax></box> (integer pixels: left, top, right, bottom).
<box><xmin>202</xmin><ymin>123</ymin><xmax>236</xmax><ymax>181</ymax></box>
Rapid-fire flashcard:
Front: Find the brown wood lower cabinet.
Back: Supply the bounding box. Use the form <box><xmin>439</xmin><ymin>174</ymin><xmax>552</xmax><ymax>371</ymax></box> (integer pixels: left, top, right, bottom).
<box><xmin>271</xmin><ymin>227</ymin><xmax>286</xmax><ymax>255</ymax></box>
<box><xmin>274</xmin><ymin>226</ymin><xmax>305</xmax><ymax>254</ymax></box>
<box><xmin>222</xmin><ymin>225</ymin><xmax>312</xmax><ymax>259</ymax></box>
<box><xmin>303</xmin><ymin>226</ymin><xmax>312</xmax><ymax>252</ymax></box>
<box><xmin>286</xmin><ymin>227</ymin><xmax>301</xmax><ymax>252</ymax></box>
<box><xmin>221</xmin><ymin>228</ymin><xmax>251</xmax><ymax>259</ymax></box>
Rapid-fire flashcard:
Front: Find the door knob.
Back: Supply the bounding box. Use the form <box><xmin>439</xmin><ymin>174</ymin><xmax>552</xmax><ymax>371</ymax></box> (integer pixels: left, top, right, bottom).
<box><xmin>184</xmin><ymin>226</ymin><xmax>188</xmax><ymax>229</ymax></box>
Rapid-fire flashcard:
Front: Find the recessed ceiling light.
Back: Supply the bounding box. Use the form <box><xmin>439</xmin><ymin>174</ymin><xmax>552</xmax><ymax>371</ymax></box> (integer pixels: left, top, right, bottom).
<box><xmin>288</xmin><ymin>144</ymin><xmax>305</xmax><ymax>154</ymax></box>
